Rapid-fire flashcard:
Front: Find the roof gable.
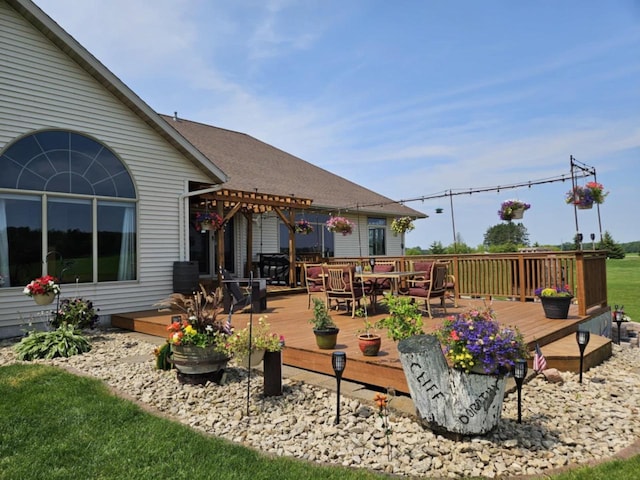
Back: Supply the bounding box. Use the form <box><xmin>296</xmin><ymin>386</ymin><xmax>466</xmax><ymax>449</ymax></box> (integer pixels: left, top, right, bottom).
<box><xmin>6</xmin><ymin>0</ymin><xmax>228</xmax><ymax>184</ymax></box>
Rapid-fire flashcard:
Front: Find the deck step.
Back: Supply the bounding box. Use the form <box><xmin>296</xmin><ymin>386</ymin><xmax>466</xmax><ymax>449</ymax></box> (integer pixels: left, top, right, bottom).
<box><xmin>111</xmin><ymin>311</ymin><xmax>179</xmax><ymax>338</ymax></box>
<box><xmin>531</xmin><ymin>334</ymin><xmax>612</xmax><ymax>373</ymax></box>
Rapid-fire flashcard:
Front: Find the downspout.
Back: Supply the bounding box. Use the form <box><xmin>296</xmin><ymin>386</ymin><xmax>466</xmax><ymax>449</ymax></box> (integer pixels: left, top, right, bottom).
<box><xmin>178</xmin><ymin>183</ymin><xmax>224</xmax><ymax>261</ymax></box>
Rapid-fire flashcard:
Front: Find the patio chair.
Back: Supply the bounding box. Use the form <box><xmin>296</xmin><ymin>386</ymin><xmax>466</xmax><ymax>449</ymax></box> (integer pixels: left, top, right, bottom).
<box><xmin>303</xmin><ymin>263</ymin><xmax>325</xmax><ymax>309</ymax></box>
<box><xmin>219</xmin><ymin>268</ymin><xmax>252</xmax><ymax>313</ymax></box>
<box><xmin>400</xmin><ymin>262</ymin><xmax>448</xmax><ymax>318</ymax></box>
<box><xmin>322</xmin><ymin>265</ymin><xmax>364</xmax><ymax>318</ymax></box>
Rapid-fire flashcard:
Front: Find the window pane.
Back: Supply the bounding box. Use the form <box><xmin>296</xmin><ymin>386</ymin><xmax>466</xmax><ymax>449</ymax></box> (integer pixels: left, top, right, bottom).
<box><xmin>0</xmin><ymin>195</ymin><xmax>42</xmax><ymax>288</ymax></box>
<box><xmin>98</xmin><ymin>203</ymin><xmax>136</xmax><ymax>281</ymax></box>
<box><xmin>47</xmin><ymin>199</ymin><xmax>92</xmax><ymax>283</ymax></box>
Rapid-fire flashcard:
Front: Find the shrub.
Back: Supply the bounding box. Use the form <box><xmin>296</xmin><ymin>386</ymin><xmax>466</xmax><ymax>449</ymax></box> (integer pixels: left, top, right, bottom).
<box><xmin>14</xmin><ymin>324</ymin><xmax>91</xmax><ymax>360</ymax></box>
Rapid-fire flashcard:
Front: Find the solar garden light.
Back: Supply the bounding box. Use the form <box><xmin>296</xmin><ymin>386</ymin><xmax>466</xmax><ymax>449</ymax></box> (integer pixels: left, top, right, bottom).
<box><xmin>576</xmin><ymin>330</ymin><xmax>590</xmax><ymax>384</ymax></box>
<box><xmin>369</xmin><ymin>257</ymin><xmax>376</xmax><ymax>270</ymax></box>
<box><xmin>514</xmin><ymin>359</ymin><xmax>528</xmax><ymax>424</ymax></box>
<box><xmin>576</xmin><ymin>233</ymin><xmax>583</xmax><ymax>250</ymax></box>
<box><xmin>614</xmin><ymin>305</ymin><xmax>624</xmax><ymax>345</ymax></box>
<box><xmin>331</xmin><ymin>351</ymin><xmax>347</xmax><ymax>424</ymax></box>
<box><xmin>590</xmin><ymin>233</ymin><xmax>596</xmax><ymax>250</ymax></box>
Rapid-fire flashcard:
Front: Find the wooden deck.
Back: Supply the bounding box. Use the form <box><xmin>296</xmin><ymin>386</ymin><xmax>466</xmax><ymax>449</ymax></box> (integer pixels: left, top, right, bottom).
<box><xmin>112</xmin><ymin>292</ymin><xmax>612</xmax><ymax>394</ymax></box>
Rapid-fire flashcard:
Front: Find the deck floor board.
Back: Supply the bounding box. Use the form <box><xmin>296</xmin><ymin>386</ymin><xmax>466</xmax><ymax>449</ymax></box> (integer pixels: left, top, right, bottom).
<box><xmin>112</xmin><ymin>293</ymin><xmax>610</xmax><ymax>394</ymax></box>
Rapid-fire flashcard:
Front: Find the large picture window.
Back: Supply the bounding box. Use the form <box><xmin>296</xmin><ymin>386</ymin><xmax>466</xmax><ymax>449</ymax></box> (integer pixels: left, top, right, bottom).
<box><xmin>0</xmin><ymin>130</ymin><xmax>137</xmax><ymax>288</ymax></box>
<box><xmin>279</xmin><ymin>213</ymin><xmax>334</xmax><ymax>257</ymax></box>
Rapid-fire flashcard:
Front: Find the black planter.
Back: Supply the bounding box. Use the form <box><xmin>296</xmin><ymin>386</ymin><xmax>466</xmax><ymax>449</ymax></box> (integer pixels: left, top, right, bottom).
<box><xmin>263</xmin><ymin>351</ymin><xmax>283</xmax><ymax>397</ymax></box>
<box><xmin>540</xmin><ymin>296</ymin><xmax>573</xmax><ymax>319</ymax></box>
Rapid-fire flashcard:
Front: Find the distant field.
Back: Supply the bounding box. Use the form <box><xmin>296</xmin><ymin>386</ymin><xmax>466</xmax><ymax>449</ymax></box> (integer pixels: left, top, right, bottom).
<box><xmin>606</xmin><ymin>255</ymin><xmax>639</xmax><ymax>322</ymax></box>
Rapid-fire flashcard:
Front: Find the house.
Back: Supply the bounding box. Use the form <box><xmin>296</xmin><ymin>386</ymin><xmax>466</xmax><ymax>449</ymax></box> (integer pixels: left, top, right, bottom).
<box><xmin>0</xmin><ymin>0</ymin><xmax>423</xmax><ymax>338</ymax></box>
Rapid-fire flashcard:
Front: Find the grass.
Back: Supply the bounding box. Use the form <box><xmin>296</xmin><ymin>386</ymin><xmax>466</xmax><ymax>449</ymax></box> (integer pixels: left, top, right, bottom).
<box><xmin>606</xmin><ymin>256</ymin><xmax>639</xmax><ymax>321</ymax></box>
<box><xmin>0</xmin><ymin>364</ymin><xmax>382</xmax><ymax>480</ymax></box>
<box><xmin>1</xmin><ymin>364</ymin><xmax>639</xmax><ymax>479</ymax></box>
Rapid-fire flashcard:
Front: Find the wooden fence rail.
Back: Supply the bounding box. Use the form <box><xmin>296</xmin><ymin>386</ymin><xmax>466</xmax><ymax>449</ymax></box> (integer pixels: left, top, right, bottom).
<box><xmin>326</xmin><ymin>251</ymin><xmax>607</xmax><ymax>316</ymax></box>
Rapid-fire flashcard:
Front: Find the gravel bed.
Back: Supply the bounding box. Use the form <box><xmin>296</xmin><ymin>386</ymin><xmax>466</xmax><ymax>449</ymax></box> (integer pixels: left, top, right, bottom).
<box><xmin>1</xmin><ymin>329</ymin><xmax>639</xmax><ymax>478</ymax></box>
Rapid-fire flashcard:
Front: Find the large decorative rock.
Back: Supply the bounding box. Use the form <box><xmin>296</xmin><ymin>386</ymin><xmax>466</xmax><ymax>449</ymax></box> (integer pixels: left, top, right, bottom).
<box><xmin>398</xmin><ymin>334</ymin><xmax>507</xmax><ymax>438</ymax></box>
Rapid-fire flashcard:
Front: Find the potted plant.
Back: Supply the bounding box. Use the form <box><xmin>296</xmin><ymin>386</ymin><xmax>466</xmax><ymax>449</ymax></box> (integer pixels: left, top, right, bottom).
<box><xmin>294</xmin><ymin>219</ymin><xmax>314</xmax><ymax>235</ymax></box>
<box><xmin>390</xmin><ymin>216</ymin><xmax>415</xmax><ymax>235</ymax></box>
<box><xmin>155</xmin><ymin>286</ymin><xmax>232</xmax><ymax>380</ymax></box>
<box><xmin>375</xmin><ymin>293</ymin><xmax>423</xmax><ymax>342</ymax></box>
<box><xmin>355</xmin><ymin>307</ymin><xmax>381</xmax><ymax>356</ymax></box>
<box><xmin>566</xmin><ymin>182</ymin><xmax>608</xmax><ymax>209</ymax></box>
<box><xmin>535</xmin><ymin>285</ymin><xmax>574</xmax><ymax>319</ymax></box>
<box><xmin>435</xmin><ymin>306</ymin><xmax>528</xmax><ymax>375</ymax></box>
<box><xmin>223</xmin><ymin>316</ymin><xmax>281</xmax><ymax>368</ymax></box>
<box><xmin>399</xmin><ymin>306</ymin><xmax>528</xmax><ymax>436</ymax></box>
<box><xmin>325</xmin><ymin>216</ymin><xmax>355</xmax><ymax>236</ymax></box>
<box><xmin>498</xmin><ymin>200</ymin><xmax>531</xmax><ymax>221</ymax></box>
<box><xmin>51</xmin><ymin>297</ymin><xmax>99</xmax><ymax>330</ymax></box>
<box><xmin>23</xmin><ymin>275</ymin><xmax>61</xmax><ymax>305</ymax></box>
<box><xmin>195</xmin><ymin>212</ymin><xmax>224</xmax><ymax>231</ymax></box>
<box><xmin>309</xmin><ymin>298</ymin><xmax>339</xmax><ymax>349</ymax></box>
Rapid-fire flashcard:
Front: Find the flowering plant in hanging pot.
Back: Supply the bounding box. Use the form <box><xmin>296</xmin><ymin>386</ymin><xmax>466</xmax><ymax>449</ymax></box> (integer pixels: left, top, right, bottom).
<box><xmin>294</xmin><ymin>219</ymin><xmax>314</xmax><ymax>234</ymax></box>
<box><xmin>325</xmin><ymin>216</ymin><xmax>355</xmax><ymax>235</ymax></box>
<box><xmin>195</xmin><ymin>212</ymin><xmax>223</xmax><ymax>232</ymax></box>
<box><xmin>390</xmin><ymin>216</ymin><xmax>415</xmax><ymax>235</ymax></box>
<box><xmin>566</xmin><ymin>182</ymin><xmax>608</xmax><ymax>209</ymax></box>
<box><xmin>435</xmin><ymin>306</ymin><xmax>528</xmax><ymax>375</ymax></box>
<box><xmin>498</xmin><ymin>200</ymin><xmax>531</xmax><ymax>221</ymax></box>
<box><xmin>24</xmin><ymin>275</ymin><xmax>61</xmax><ymax>304</ymax></box>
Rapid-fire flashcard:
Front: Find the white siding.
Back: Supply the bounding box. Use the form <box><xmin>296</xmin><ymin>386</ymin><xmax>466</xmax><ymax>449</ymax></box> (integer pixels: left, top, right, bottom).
<box><xmin>0</xmin><ymin>3</ymin><xmax>216</xmax><ymax>336</ymax></box>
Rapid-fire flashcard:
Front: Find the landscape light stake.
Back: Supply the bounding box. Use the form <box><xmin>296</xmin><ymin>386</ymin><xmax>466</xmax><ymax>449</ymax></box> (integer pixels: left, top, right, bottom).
<box><xmin>331</xmin><ymin>352</ymin><xmax>347</xmax><ymax>424</ymax></box>
<box><xmin>576</xmin><ymin>330</ymin><xmax>590</xmax><ymax>384</ymax></box>
<box><xmin>245</xmin><ymin>272</ymin><xmax>254</xmax><ymax>417</ymax></box>
<box><xmin>514</xmin><ymin>359</ymin><xmax>528</xmax><ymax>423</ymax></box>
<box><xmin>614</xmin><ymin>305</ymin><xmax>624</xmax><ymax>345</ymax></box>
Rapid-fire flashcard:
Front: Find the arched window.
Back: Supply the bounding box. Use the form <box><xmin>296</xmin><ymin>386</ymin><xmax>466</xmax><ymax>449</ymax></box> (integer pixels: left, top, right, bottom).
<box><xmin>0</xmin><ymin>130</ymin><xmax>137</xmax><ymax>288</ymax></box>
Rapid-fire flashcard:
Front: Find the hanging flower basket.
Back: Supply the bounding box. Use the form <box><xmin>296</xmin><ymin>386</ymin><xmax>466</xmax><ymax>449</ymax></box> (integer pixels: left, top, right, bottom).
<box><xmin>498</xmin><ymin>200</ymin><xmax>530</xmax><ymax>221</ymax></box>
<box><xmin>294</xmin><ymin>219</ymin><xmax>314</xmax><ymax>235</ymax></box>
<box><xmin>24</xmin><ymin>275</ymin><xmax>60</xmax><ymax>303</ymax></box>
<box><xmin>566</xmin><ymin>182</ymin><xmax>607</xmax><ymax>209</ymax></box>
<box><xmin>390</xmin><ymin>216</ymin><xmax>415</xmax><ymax>235</ymax></box>
<box><xmin>195</xmin><ymin>212</ymin><xmax>223</xmax><ymax>232</ymax></box>
<box><xmin>326</xmin><ymin>216</ymin><xmax>355</xmax><ymax>236</ymax></box>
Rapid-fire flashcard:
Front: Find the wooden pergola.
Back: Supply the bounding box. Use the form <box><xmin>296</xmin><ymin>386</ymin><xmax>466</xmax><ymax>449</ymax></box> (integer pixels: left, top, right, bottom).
<box><xmin>198</xmin><ymin>187</ymin><xmax>313</xmax><ymax>286</ymax></box>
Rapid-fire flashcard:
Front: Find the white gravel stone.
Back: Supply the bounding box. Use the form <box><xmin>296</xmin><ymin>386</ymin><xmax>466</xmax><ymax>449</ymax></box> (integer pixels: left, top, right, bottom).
<box><xmin>1</xmin><ymin>329</ymin><xmax>640</xmax><ymax>478</ymax></box>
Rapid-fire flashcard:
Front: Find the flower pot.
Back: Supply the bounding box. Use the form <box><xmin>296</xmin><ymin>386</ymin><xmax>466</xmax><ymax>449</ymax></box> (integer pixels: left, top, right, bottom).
<box><xmin>511</xmin><ymin>208</ymin><xmax>524</xmax><ymax>219</ymax></box>
<box><xmin>540</xmin><ymin>296</ymin><xmax>573</xmax><ymax>319</ymax></box>
<box><xmin>32</xmin><ymin>292</ymin><xmax>56</xmax><ymax>305</ymax></box>
<box><xmin>170</xmin><ymin>344</ymin><xmax>229</xmax><ymax>375</ymax></box>
<box><xmin>200</xmin><ymin>222</ymin><xmax>213</xmax><ymax>231</ymax></box>
<box><xmin>313</xmin><ymin>328</ymin><xmax>339</xmax><ymax>349</ymax></box>
<box><xmin>358</xmin><ymin>334</ymin><xmax>381</xmax><ymax>356</ymax></box>
<box><xmin>577</xmin><ymin>204</ymin><xmax>593</xmax><ymax>210</ymax></box>
<box><xmin>237</xmin><ymin>348</ymin><xmax>266</xmax><ymax>368</ymax></box>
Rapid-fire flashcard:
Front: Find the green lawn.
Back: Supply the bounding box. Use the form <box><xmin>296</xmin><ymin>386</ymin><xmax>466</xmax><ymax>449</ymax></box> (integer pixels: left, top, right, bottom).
<box><xmin>1</xmin><ymin>363</ymin><xmax>639</xmax><ymax>479</ymax></box>
<box><xmin>606</xmin><ymin>256</ymin><xmax>639</xmax><ymax>321</ymax></box>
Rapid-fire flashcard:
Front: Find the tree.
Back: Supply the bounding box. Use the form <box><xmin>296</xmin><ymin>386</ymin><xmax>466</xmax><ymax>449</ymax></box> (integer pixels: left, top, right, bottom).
<box><xmin>483</xmin><ymin>223</ymin><xmax>529</xmax><ymax>248</ymax></box>
<box><xmin>428</xmin><ymin>241</ymin><xmax>446</xmax><ymax>254</ymax></box>
<box><xmin>405</xmin><ymin>246</ymin><xmax>426</xmax><ymax>255</ymax></box>
<box><xmin>599</xmin><ymin>231</ymin><xmax>625</xmax><ymax>259</ymax></box>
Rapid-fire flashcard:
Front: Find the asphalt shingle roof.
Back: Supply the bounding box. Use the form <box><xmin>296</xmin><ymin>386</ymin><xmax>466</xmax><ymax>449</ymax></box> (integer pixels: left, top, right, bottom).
<box><xmin>160</xmin><ymin>114</ymin><xmax>424</xmax><ymax>218</ymax></box>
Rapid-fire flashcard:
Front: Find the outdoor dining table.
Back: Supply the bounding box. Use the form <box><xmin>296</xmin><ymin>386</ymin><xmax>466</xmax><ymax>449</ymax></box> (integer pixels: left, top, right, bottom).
<box><xmin>355</xmin><ymin>270</ymin><xmax>427</xmax><ymax>311</ymax></box>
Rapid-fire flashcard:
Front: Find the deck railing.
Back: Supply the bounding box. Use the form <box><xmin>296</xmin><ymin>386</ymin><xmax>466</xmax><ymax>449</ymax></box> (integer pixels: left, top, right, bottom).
<box><xmin>326</xmin><ymin>251</ymin><xmax>607</xmax><ymax>316</ymax></box>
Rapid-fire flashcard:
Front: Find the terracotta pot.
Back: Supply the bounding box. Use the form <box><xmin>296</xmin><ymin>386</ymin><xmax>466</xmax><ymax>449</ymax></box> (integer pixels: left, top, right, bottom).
<box><xmin>358</xmin><ymin>334</ymin><xmax>381</xmax><ymax>356</ymax></box>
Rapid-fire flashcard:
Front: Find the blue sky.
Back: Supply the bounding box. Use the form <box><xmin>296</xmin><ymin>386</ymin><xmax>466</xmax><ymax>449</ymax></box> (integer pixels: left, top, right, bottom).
<box><xmin>34</xmin><ymin>0</ymin><xmax>640</xmax><ymax>248</ymax></box>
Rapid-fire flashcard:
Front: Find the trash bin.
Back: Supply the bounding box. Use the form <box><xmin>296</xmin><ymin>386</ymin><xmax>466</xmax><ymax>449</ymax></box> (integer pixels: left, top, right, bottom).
<box><xmin>173</xmin><ymin>261</ymin><xmax>199</xmax><ymax>294</ymax></box>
